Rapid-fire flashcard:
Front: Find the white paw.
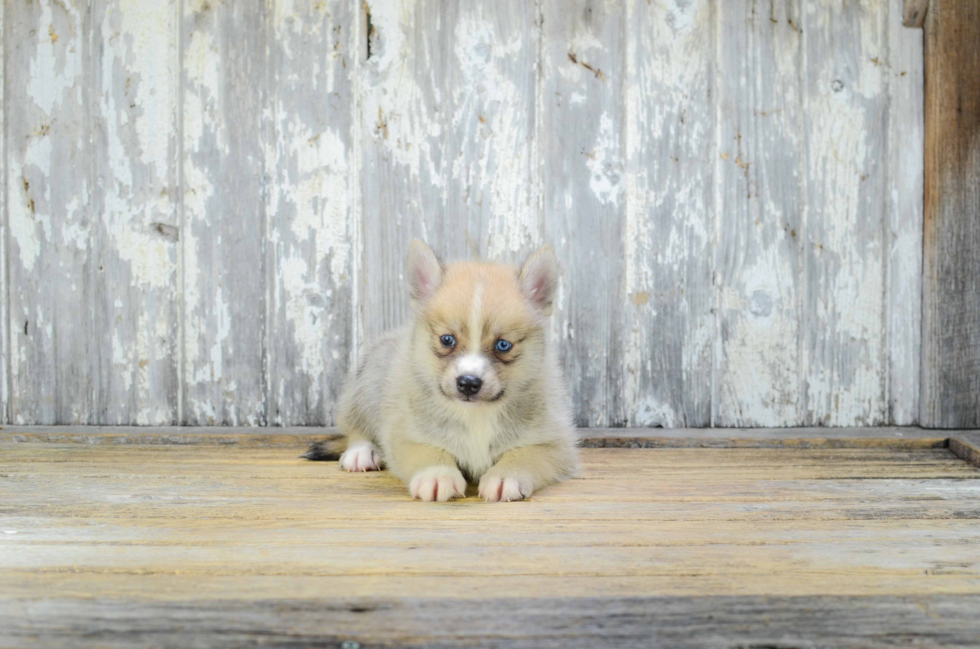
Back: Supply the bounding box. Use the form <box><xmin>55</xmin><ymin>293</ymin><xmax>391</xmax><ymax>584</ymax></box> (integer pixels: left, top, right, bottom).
<box><xmin>339</xmin><ymin>441</ymin><xmax>382</xmax><ymax>472</ymax></box>
<box><xmin>408</xmin><ymin>465</ymin><xmax>467</xmax><ymax>502</ymax></box>
<box><xmin>478</xmin><ymin>475</ymin><xmax>531</xmax><ymax>502</ymax></box>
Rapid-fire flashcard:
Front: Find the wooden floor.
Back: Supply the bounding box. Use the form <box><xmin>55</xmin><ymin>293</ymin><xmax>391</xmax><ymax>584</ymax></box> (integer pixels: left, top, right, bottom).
<box><xmin>2</xmin><ymin>430</ymin><xmax>980</xmax><ymax>647</ymax></box>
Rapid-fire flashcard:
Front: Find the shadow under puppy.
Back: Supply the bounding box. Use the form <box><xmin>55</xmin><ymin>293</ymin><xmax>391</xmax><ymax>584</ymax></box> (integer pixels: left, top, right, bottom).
<box><xmin>334</xmin><ymin>240</ymin><xmax>580</xmax><ymax>502</ymax></box>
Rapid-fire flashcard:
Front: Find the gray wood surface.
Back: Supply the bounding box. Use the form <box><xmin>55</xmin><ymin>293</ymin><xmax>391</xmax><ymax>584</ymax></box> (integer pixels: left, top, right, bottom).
<box><xmin>804</xmin><ymin>0</ymin><xmax>890</xmax><ymax>426</ymax></box>
<box><xmin>624</xmin><ymin>0</ymin><xmax>713</xmax><ymax>428</ymax></box>
<box><xmin>265</xmin><ymin>0</ymin><xmax>357</xmax><ymax>426</ymax></box>
<box><xmin>92</xmin><ymin>0</ymin><xmax>180</xmax><ymax>425</ymax></box>
<box><xmin>544</xmin><ymin>0</ymin><xmax>628</xmax><ymax>427</ymax></box>
<box><xmin>921</xmin><ymin>0</ymin><xmax>980</xmax><ymax>428</ymax></box>
<box><xmin>715</xmin><ymin>0</ymin><xmax>803</xmax><ymax>427</ymax></box>
<box><xmin>3</xmin><ymin>595</ymin><xmax>980</xmax><ymax>649</ymax></box>
<box><xmin>1</xmin><ymin>0</ymin><xmax>932</xmax><ymax>428</ymax></box>
<box><xmin>7</xmin><ymin>0</ymin><xmax>97</xmax><ymax>424</ymax></box>
<box><xmin>180</xmin><ymin>1</ymin><xmax>269</xmax><ymax>425</ymax></box>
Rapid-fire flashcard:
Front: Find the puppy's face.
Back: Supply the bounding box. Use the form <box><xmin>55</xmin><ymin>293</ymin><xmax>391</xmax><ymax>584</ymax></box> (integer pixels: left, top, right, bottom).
<box><xmin>406</xmin><ymin>242</ymin><xmax>558</xmax><ymax>407</ymax></box>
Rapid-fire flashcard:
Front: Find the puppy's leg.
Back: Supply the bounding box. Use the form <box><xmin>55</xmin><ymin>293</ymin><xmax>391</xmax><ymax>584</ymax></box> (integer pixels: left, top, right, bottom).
<box><xmin>478</xmin><ymin>442</ymin><xmax>579</xmax><ymax>502</ymax></box>
<box><xmin>387</xmin><ymin>435</ymin><xmax>466</xmax><ymax>502</ymax></box>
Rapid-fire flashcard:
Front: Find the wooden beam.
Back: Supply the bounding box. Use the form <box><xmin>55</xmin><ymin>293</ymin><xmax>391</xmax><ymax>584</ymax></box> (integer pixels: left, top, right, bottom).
<box><xmin>950</xmin><ymin>432</ymin><xmax>980</xmax><ymax>467</ymax></box>
<box><xmin>0</xmin><ymin>425</ymin><xmax>957</xmax><ymax>451</ymax></box>
<box><xmin>921</xmin><ymin>0</ymin><xmax>980</xmax><ymax>428</ymax></box>
<box><xmin>903</xmin><ymin>0</ymin><xmax>930</xmax><ymax>28</ymax></box>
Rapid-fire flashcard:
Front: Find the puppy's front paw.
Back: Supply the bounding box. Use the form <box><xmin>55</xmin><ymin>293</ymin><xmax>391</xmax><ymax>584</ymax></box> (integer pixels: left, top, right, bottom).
<box><xmin>409</xmin><ymin>465</ymin><xmax>466</xmax><ymax>502</ymax></box>
<box><xmin>339</xmin><ymin>441</ymin><xmax>382</xmax><ymax>472</ymax></box>
<box><xmin>479</xmin><ymin>474</ymin><xmax>531</xmax><ymax>502</ymax></box>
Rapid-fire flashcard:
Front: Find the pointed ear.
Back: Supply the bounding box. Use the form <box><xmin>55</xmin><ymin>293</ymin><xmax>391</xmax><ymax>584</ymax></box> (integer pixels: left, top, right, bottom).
<box><xmin>519</xmin><ymin>245</ymin><xmax>559</xmax><ymax>316</ymax></box>
<box><xmin>406</xmin><ymin>239</ymin><xmax>442</xmax><ymax>308</ymax></box>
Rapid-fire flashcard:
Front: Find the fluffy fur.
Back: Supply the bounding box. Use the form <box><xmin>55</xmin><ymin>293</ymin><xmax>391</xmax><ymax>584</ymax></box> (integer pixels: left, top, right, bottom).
<box><xmin>335</xmin><ymin>240</ymin><xmax>580</xmax><ymax>502</ymax></box>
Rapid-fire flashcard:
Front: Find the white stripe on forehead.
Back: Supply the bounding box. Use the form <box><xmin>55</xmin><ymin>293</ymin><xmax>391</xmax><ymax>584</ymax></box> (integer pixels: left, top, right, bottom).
<box><xmin>468</xmin><ymin>283</ymin><xmax>484</xmax><ymax>354</ymax></box>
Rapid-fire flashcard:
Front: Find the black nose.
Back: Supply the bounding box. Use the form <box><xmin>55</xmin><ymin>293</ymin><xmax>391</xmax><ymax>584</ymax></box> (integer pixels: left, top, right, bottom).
<box><xmin>456</xmin><ymin>375</ymin><xmax>483</xmax><ymax>396</ymax></box>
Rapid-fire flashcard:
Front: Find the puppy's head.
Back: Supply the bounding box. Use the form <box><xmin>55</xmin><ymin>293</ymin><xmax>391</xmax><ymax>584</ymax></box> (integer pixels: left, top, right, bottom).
<box><xmin>406</xmin><ymin>240</ymin><xmax>558</xmax><ymax>406</ymax></box>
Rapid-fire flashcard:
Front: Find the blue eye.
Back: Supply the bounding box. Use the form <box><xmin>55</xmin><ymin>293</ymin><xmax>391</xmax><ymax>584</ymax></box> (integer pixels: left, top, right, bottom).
<box><xmin>494</xmin><ymin>339</ymin><xmax>513</xmax><ymax>353</ymax></box>
<box><xmin>440</xmin><ymin>334</ymin><xmax>456</xmax><ymax>348</ymax></box>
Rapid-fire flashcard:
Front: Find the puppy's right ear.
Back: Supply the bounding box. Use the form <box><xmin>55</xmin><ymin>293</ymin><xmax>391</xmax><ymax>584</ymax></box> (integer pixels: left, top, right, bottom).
<box><xmin>406</xmin><ymin>239</ymin><xmax>442</xmax><ymax>308</ymax></box>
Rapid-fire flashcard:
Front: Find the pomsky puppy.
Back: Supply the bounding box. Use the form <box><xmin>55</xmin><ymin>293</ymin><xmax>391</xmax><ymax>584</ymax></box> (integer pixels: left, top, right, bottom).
<box><xmin>334</xmin><ymin>240</ymin><xmax>579</xmax><ymax>502</ymax></box>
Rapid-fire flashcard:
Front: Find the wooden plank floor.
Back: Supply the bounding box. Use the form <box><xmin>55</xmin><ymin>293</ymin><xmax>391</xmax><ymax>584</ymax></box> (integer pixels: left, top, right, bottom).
<box><xmin>2</xmin><ymin>435</ymin><xmax>980</xmax><ymax>647</ymax></box>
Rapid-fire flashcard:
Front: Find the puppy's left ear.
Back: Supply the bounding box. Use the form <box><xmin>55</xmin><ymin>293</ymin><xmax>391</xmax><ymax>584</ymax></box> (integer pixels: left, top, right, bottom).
<box><xmin>406</xmin><ymin>239</ymin><xmax>442</xmax><ymax>309</ymax></box>
<box><xmin>519</xmin><ymin>245</ymin><xmax>559</xmax><ymax>316</ymax></box>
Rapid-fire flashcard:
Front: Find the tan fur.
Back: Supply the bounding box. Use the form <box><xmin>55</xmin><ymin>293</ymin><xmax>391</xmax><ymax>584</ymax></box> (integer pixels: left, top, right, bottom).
<box><xmin>336</xmin><ymin>240</ymin><xmax>580</xmax><ymax>502</ymax></box>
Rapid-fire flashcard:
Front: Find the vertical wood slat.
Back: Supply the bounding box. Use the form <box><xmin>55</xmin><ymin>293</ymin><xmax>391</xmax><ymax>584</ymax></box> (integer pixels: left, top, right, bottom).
<box><xmin>714</xmin><ymin>0</ymin><xmax>804</xmax><ymax>427</ymax></box>
<box><xmin>921</xmin><ymin>0</ymin><xmax>980</xmax><ymax>428</ymax></box>
<box><xmin>6</xmin><ymin>0</ymin><xmax>96</xmax><ymax>424</ymax></box>
<box><xmin>803</xmin><ymin>0</ymin><xmax>890</xmax><ymax>426</ymax></box>
<box><xmin>180</xmin><ymin>0</ymin><xmax>268</xmax><ymax>425</ymax></box>
<box><xmin>359</xmin><ymin>0</ymin><xmax>541</xmax><ymax>343</ymax></box>
<box><xmin>92</xmin><ymin>0</ymin><xmax>180</xmax><ymax>425</ymax></box>
<box><xmin>265</xmin><ymin>0</ymin><xmax>358</xmax><ymax>426</ymax></box>
<box><xmin>623</xmin><ymin>0</ymin><xmax>714</xmax><ymax>427</ymax></box>
<box><xmin>887</xmin><ymin>0</ymin><xmax>924</xmax><ymax>425</ymax></box>
<box><xmin>1</xmin><ymin>0</ymin><xmax>6</xmax><ymax>424</ymax></box>
<box><xmin>542</xmin><ymin>0</ymin><xmax>627</xmax><ymax>427</ymax></box>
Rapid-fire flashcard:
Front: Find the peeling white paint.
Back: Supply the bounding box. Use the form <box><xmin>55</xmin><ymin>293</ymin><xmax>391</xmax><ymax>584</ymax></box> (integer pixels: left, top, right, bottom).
<box><xmin>3</xmin><ymin>0</ymin><xmax>924</xmax><ymax>427</ymax></box>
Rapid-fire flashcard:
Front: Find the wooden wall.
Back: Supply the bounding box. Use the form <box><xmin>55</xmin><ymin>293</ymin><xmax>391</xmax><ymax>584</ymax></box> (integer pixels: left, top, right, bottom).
<box><xmin>1</xmin><ymin>0</ymin><xmax>925</xmax><ymax>428</ymax></box>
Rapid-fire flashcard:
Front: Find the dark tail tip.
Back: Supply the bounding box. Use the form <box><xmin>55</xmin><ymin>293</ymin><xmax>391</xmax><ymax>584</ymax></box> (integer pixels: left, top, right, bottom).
<box><xmin>301</xmin><ymin>435</ymin><xmax>347</xmax><ymax>461</ymax></box>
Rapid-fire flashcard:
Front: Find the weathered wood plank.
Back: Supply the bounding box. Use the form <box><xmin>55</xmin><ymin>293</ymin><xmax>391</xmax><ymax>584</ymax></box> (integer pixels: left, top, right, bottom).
<box><xmin>949</xmin><ymin>432</ymin><xmax>980</xmax><ymax>468</ymax></box>
<box><xmin>921</xmin><ymin>0</ymin><xmax>980</xmax><ymax>428</ymax></box>
<box><xmin>180</xmin><ymin>0</ymin><xmax>268</xmax><ymax>425</ymax></box>
<box><xmin>888</xmin><ymin>0</ymin><xmax>924</xmax><ymax>425</ymax></box>
<box><xmin>715</xmin><ymin>0</ymin><xmax>804</xmax><ymax>426</ymax></box>
<box><xmin>91</xmin><ymin>0</ymin><xmax>180</xmax><ymax>425</ymax></box>
<box><xmin>903</xmin><ymin>0</ymin><xmax>930</xmax><ymax>28</ymax></box>
<box><xmin>542</xmin><ymin>0</ymin><xmax>627</xmax><ymax>426</ymax></box>
<box><xmin>359</xmin><ymin>0</ymin><xmax>542</xmax><ymax>343</ymax></box>
<box><xmin>6</xmin><ymin>0</ymin><xmax>97</xmax><ymax>424</ymax></box>
<box><xmin>803</xmin><ymin>0</ymin><xmax>890</xmax><ymax>426</ymax></box>
<box><xmin>623</xmin><ymin>0</ymin><xmax>714</xmax><ymax>427</ymax></box>
<box><xmin>0</xmin><ymin>442</ymin><xmax>978</xmax><ymax>649</ymax></box>
<box><xmin>0</xmin><ymin>0</ymin><xmax>7</xmax><ymax>425</ymax></box>
<box><xmin>265</xmin><ymin>0</ymin><xmax>357</xmax><ymax>426</ymax></box>
<box><xmin>3</xmin><ymin>595</ymin><xmax>980</xmax><ymax>649</ymax></box>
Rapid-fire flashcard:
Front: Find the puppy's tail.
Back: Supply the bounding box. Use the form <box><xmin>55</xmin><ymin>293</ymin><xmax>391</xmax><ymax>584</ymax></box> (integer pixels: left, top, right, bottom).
<box><xmin>301</xmin><ymin>434</ymin><xmax>348</xmax><ymax>461</ymax></box>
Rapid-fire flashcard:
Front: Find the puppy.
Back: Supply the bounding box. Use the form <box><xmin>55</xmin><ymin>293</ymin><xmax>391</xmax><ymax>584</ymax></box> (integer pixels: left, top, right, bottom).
<box><xmin>334</xmin><ymin>240</ymin><xmax>579</xmax><ymax>502</ymax></box>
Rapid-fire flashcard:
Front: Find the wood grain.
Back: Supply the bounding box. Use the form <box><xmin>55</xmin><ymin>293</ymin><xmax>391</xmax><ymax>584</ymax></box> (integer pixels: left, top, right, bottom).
<box><xmin>0</xmin><ymin>0</ymin><xmax>7</xmax><ymax>424</ymax></box>
<box><xmin>3</xmin><ymin>595</ymin><xmax>979</xmax><ymax>649</ymax></box>
<box><xmin>92</xmin><ymin>0</ymin><xmax>180</xmax><ymax>425</ymax></box>
<box><xmin>803</xmin><ymin>0</ymin><xmax>890</xmax><ymax>426</ymax></box>
<box><xmin>921</xmin><ymin>0</ymin><xmax>980</xmax><ymax>428</ymax></box>
<box><xmin>888</xmin><ymin>0</ymin><xmax>925</xmax><ymax>425</ymax></box>
<box><xmin>542</xmin><ymin>0</ymin><xmax>628</xmax><ymax>427</ymax></box>
<box><xmin>622</xmin><ymin>0</ymin><xmax>714</xmax><ymax>428</ymax></box>
<box><xmin>265</xmin><ymin>0</ymin><xmax>357</xmax><ymax>426</ymax></box>
<box><xmin>0</xmin><ymin>0</ymin><xmax>932</xmax><ymax>427</ymax></box>
<box><xmin>6</xmin><ymin>0</ymin><xmax>97</xmax><ymax>424</ymax></box>
<box><xmin>1</xmin><ymin>442</ymin><xmax>979</xmax><ymax>646</ymax></box>
<box><xmin>715</xmin><ymin>0</ymin><xmax>803</xmax><ymax>426</ymax></box>
<box><xmin>949</xmin><ymin>432</ymin><xmax>980</xmax><ymax>467</ymax></box>
<box><xmin>903</xmin><ymin>0</ymin><xmax>930</xmax><ymax>28</ymax></box>
<box><xmin>180</xmin><ymin>0</ymin><xmax>269</xmax><ymax>425</ymax></box>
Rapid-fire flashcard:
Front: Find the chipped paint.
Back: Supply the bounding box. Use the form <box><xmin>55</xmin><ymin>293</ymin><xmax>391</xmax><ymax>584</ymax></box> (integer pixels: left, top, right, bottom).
<box><xmin>2</xmin><ymin>0</ymin><xmax>923</xmax><ymax>427</ymax></box>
